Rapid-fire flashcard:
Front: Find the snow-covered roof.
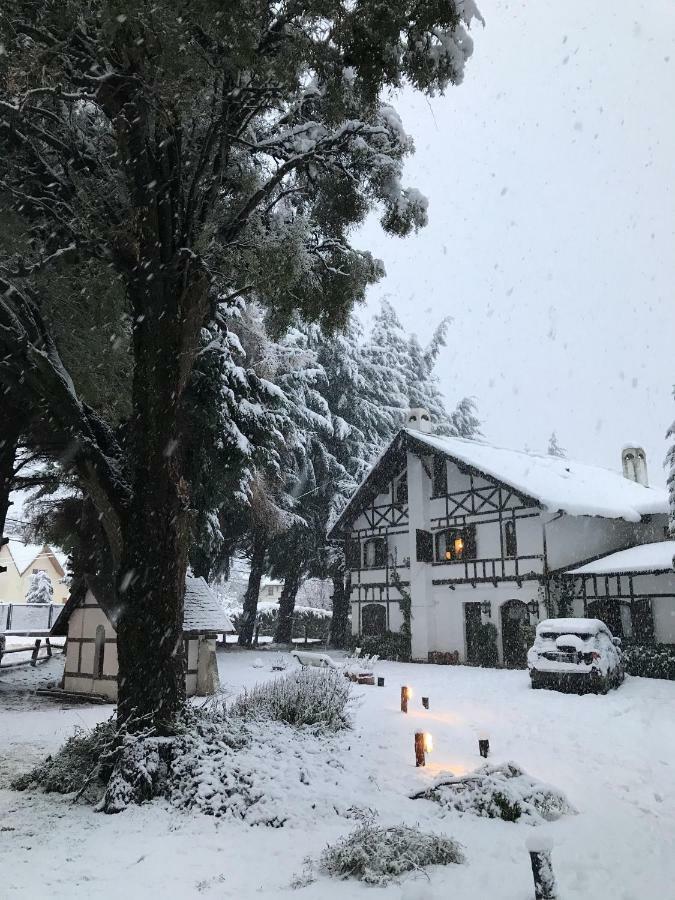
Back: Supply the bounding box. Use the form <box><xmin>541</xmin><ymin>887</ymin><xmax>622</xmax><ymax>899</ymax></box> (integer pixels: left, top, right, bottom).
<box><xmin>407</xmin><ymin>430</ymin><xmax>667</xmax><ymax>522</ymax></box>
<box><xmin>4</xmin><ymin>537</ymin><xmax>65</xmax><ymax>577</ymax></box>
<box><xmin>183</xmin><ymin>576</ymin><xmax>235</xmax><ymax>634</ymax></box>
<box><xmin>329</xmin><ymin>429</ymin><xmax>668</xmax><ymax>537</ymax></box>
<box><xmin>567</xmin><ymin>541</ymin><xmax>675</xmax><ymax>576</ymax></box>
<box><xmin>537</xmin><ymin>618</ymin><xmax>608</xmax><ymax>635</ymax></box>
<box><xmin>51</xmin><ymin>575</ymin><xmax>235</xmax><ymax>637</ymax></box>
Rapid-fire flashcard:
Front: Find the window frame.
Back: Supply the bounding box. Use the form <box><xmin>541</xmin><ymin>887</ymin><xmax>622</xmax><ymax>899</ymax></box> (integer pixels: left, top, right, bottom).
<box><xmin>503</xmin><ymin>519</ymin><xmax>518</xmax><ymax>558</ymax></box>
<box><xmin>94</xmin><ymin>624</ymin><xmax>106</xmax><ymax>679</ymax></box>
<box><xmin>434</xmin><ymin>525</ymin><xmax>477</xmax><ymax>562</ymax></box>
<box><xmin>363</xmin><ymin>536</ymin><xmax>387</xmax><ymax>569</ymax></box>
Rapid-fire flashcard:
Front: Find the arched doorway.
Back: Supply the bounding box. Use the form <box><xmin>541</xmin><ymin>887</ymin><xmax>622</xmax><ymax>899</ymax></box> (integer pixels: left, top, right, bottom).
<box><xmin>500</xmin><ymin>600</ymin><xmax>529</xmax><ymax>668</ymax></box>
<box><xmin>361</xmin><ymin>603</ymin><xmax>386</xmax><ymax>636</ymax></box>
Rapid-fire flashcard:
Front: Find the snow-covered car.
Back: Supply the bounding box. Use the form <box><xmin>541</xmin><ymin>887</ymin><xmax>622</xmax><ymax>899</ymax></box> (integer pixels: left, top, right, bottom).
<box><xmin>527</xmin><ymin>618</ymin><xmax>624</xmax><ymax>693</ymax></box>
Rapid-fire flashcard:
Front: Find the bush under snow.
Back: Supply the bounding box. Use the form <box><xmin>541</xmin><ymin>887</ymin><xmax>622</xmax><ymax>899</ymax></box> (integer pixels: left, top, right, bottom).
<box><xmin>318</xmin><ymin>823</ymin><xmax>465</xmax><ymax>885</ymax></box>
<box><xmin>228</xmin><ymin>667</ymin><xmax>353</xmax><ymax>730</ymax></box>
<box><xmin>15</xmin><ymin>670</ymin><xmax>354</xmax><ymax>821</ymax></box>
<box><xmin>412</xmin><ymin>762</ymin><xmax>575</xmax><ymax>824</ymax></box>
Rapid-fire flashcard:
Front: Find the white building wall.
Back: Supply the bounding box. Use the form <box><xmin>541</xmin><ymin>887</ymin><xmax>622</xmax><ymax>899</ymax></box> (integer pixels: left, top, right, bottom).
<box><xmin>546</xmin><ymin>514</ymin><xmax>666</xmax><ymax>571</ymax></box>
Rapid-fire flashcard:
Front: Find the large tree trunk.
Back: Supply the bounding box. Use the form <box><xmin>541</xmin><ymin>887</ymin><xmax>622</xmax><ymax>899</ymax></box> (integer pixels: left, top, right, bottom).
<box><xmin>238</xmin><ymin>535</ymin><xmax>266</xmax><ymax>646</ymax></box>
<box><xmin>115</xmin><ymin>261</ymin><xmax>208</xmax><ymax>728</ymax></box>
<box><xmin>274</xmin><ymin>562</ymin><xmax>302</xmax><ymax>644</ymax></box>
<box><xmin>329</xmin><ymin>566</ymin><xmax>350</xmax><ymax>649</ymax></box>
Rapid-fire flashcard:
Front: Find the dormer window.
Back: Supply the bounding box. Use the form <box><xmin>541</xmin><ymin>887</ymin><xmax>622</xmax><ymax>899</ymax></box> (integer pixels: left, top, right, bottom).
<box><xmin>363</xmin><ymin>537</ymin><xmax>387</xmax><ymax>568</ymax></box>
<box><xmin>435</xmin><ymin>526</ymin><xmax>476</xmax><ymax>562</ymax></box>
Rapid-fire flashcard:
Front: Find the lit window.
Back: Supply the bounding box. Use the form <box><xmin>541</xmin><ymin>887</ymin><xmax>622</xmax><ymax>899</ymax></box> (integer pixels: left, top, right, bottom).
<box><xmin>435</xmin><ymin>527</ymin><xmax>476</xmax><ymax>562</ymax></box>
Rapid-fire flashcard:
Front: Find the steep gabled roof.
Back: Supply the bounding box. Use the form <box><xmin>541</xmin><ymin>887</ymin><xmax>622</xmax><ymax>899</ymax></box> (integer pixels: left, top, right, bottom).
<box><xmin>5</xmin><ymin>537</ymin><xmax>65</xmax><ymax>577</ymax></box>
<box><xmin>328</xmin><ymin>429</ymin><xmax>668</xmax><ymax>537</ymax></box>
<box><xmin>51</xmin><ymin>574</ymin><xmax>234</xmax><ymax>636</ymax></box>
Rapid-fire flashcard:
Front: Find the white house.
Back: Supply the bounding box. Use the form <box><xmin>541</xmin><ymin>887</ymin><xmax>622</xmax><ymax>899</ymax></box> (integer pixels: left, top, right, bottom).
<box><xmin>328</xmin><ymin>411</ymin><xmax>672</xmax><ymax>666</ymax></box>
<box><xmin>51</xmin><ymin>575</ymin><xmax>234</xmax><ymax>700</ymax></box>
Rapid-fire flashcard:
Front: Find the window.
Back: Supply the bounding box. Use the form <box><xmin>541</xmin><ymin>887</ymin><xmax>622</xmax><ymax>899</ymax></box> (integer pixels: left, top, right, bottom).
<box><xmin>503</xmin><ymin>520</ymin><xmax>517</xmax><ymax>557</ymax></box>
<box><xmin>432</xmin><ymin>455</ymin><xmax>446</xmax><ymax>496</ymax></box>
<box><xmin>94</xmin><ymin>624</ymin><xmax>106</xmax><ymax>679</ymax></box>
<box><xmin>363</xmin><ymin>537</ymin><xmax>387</xmax><ymax>568</ymax></box>
<box><xmin>361</xmin><ymin>603</ymin><xmax>386</xmax><ymax>636</ymax></box>
<box><xmin>435</xmin><ymin>525</ymin><xmax>476</xmax><ymax>562</ymax></box>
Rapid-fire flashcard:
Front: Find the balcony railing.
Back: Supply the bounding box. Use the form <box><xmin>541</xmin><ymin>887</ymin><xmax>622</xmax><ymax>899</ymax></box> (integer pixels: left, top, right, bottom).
<box><xmin>431</xmin><ymin>555</ymin><xmax>544</xmax><ymax>584</ymax></box>
<box><xmin>0</xmin><ymin>603</ymin><xmax>61</xmax><ymax>634</ymax></box>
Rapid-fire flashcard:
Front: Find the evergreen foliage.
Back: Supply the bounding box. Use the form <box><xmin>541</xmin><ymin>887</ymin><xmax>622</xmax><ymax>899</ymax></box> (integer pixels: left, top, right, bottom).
<box><xmin>25</xmin><ymin>569</ymin><xmax>54</xmax><ymax>605</ymax></box>
<box><xmin>548</xmin><ymin>432</ymin><xmax>566</xmax><ymax>458</ymax></box>
<box><xmin>623</xmin><ymin>642</ymin><xmax>675</xmax><ymax>680</ymax></box>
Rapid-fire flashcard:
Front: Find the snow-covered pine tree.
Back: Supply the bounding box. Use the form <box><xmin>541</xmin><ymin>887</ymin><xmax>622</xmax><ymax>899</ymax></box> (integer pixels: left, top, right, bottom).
<box><xmin>25</xmin><ymin>570</ymin><xmax>53</xmax><ymax>605</ymax></box>
<box><xmin>548</xmin><ymin>432</ymin><xmax>567</xmax><ymax>458</ymax></box>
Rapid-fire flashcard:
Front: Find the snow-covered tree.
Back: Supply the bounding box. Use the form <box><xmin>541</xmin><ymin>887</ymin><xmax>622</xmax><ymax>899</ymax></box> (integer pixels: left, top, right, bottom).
<box><xmin>548</xmin><ymin>432</ymin><xmax>567</xmax><ymax>458</ymax></box>
<box><xmin>25</xmin><ymin>570</ymin><xmax>54</xmax><ymax>605</ymax></box>
<box><xmin>0</xmin><ymin>0</ymin><xmax>481</xmax><ymax>727</ymax></box>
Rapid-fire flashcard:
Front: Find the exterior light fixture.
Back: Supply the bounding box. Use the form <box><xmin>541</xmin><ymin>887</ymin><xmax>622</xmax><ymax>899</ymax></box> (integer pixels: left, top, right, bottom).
<box><xmin>481</xmin><ymin>600</ymin><xmax>492</xmax><ymax>618</ymax></box>
<box><xmin>401</xmin><ymin>685</ymin><xmax>411</xmax><ymax>713</ymax></box>
<box><xmin>527</xmin><ymin>600</ymin><xmax>540</xmax><ymax>618</ymax></box>
<box><xmin>415</xmin><ymin>731</ymin><xmax>433</xmax><ymax>766</ymax></box>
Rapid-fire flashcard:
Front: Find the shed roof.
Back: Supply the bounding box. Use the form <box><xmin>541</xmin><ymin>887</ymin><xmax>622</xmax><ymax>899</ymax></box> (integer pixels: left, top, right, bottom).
<box><xmin>329</xmin><ymin>429</ymin><xmax>668</xmax><ymax>536</ymax></box>
<box><xmin>51</xmin><ymin>574</ymin><xmax>234</xmax><ymax>636</ymax></box>
<box><xmin>567</xmin><ymin>541</ymin><xmax>675</xmax><ymax>576</ymax></box>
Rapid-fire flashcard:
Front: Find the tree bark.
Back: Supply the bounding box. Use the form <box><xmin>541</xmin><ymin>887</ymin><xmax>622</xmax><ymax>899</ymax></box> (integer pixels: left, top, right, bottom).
<box><xmin>115</xmin><ymin>264</ymin><xmax>208</xmax><ymax>728</ymax></box>
<box><xmin>329</xmin><ymin>567</ymin><xmax>350</xmax><ymax>649</ymax></box>
<box><xmin>274</xmin><ymin>562</ymin><xmax>302</xmax><ymax>644</ymax></box>
<box><xmin>238</xmin><ymin>534</ymin><xmax>266</xmax><ymax>646</ymax></box>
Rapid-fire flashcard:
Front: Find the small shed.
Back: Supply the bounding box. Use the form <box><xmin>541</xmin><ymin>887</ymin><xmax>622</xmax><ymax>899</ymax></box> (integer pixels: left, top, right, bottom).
<box><xmin>51</xmin><ymin>575</ymin><xmax>234</xmax><ymax>701</ymax></box>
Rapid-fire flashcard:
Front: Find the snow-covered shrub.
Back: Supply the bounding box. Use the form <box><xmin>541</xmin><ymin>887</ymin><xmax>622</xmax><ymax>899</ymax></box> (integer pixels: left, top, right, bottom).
<box><xmin>228</xmin><ymin>604</ymin><xmax>331</xmax><ymax>640</ymax></box>
<box><xmin>623</xmin><ymin>642</ymin><xmax>675</xmax><ymax>680</ymax></box>
<box><xmin>102</xmin><ymin>736</ymin><xmax>173</xmax><ymax>813</ymax></box>
<box><xmin>412</xmin><ymin>762</ymin><xmax>575</xmax><ymax>824</ymax></box>
<box><xmin>319</xmin><ymin>824</ymin><xmax>465</xmax><ymax>885</ymax></box>
<box><xmin>12</xmin><ymin>718</ymin><xmax>117</xmax><ymax>798</ymax></box>
<box><xmin>230</xmin><ymin>668</ymin><xmax>353</xmax><ymax>730</ymax></box>
<box><xmin>351</xmin><ymin>631</ymin><xmax>411</xmax><ymax>661</ymax></box>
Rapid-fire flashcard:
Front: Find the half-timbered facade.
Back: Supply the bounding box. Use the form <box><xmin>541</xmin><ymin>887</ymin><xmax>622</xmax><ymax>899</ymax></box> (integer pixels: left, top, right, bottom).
<box><xmin>51</xmin><ymin>575</ymin><xmax>234</xmax><ymax>700</ymax></box>
<box><xmin>329</xmin><ymin>417</ymin><xmax>671</xmax><ymax>665</ymax></box>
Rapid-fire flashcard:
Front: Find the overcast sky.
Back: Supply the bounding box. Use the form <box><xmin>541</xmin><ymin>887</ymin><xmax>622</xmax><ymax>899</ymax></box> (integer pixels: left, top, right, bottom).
<box><xmin>357</xmin><ymin>0</ymin><xmax>675</xmax><ymax>487</ymax></box>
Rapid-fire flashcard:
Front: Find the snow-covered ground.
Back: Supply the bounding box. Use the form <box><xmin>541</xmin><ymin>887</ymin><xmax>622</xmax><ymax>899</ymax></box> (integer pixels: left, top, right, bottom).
<box><xmin>1</xmin><ymin>650</ymin><xmax>674</xmax><ymax>899</ymax></box>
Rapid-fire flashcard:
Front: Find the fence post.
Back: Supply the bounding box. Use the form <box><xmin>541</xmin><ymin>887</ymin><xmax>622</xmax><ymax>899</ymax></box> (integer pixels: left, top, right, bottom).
<box><xmin>6</xmin><ymin>603</ymin><xmax>12</xmax><ymax>631</ymax></box>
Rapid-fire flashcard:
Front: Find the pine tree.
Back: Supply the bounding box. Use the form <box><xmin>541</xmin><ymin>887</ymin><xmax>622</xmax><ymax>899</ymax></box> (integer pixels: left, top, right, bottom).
<box><xmin>26</xmin><ymin>570</ymin><xmax>54</xmax><ymax>605</ymax></box>
<box><xmin>548</xmin><ymin>432</ymin><xmax>567</xmax><ymax>458</ymax></box>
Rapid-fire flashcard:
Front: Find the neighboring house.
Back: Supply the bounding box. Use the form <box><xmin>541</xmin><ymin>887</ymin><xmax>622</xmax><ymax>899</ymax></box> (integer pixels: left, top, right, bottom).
<box><xmin>259</xmin><ymin>577</ymin><xmax>284</xmax><ymax>603</ymax></box>
<box><xmin>328</xmin><ymin>410</ymin><xmax>671</xmax><ymax>665</ymax></box>
<box><xmin>0</xmin><ymin>537</ymin><xmax>68</xmax><ymax>605</ymax></box>
<box><xmin>51</xmin><ymin>575</ymin><xmax>235</xmax><ymax>700</ymax></box>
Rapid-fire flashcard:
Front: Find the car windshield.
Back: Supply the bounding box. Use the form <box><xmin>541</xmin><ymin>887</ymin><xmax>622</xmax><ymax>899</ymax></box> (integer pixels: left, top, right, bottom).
<box><xmin>540</xmin><ymin>631</ymin><xmax>594</xmax><ymax>641</ymax></box>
